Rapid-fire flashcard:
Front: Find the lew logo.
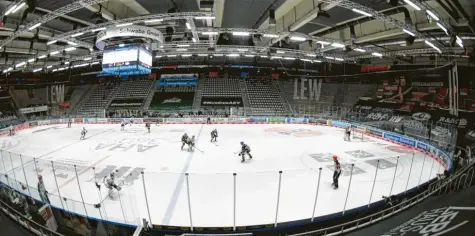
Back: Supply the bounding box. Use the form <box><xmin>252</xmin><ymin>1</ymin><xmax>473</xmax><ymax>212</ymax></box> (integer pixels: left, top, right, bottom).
<box><xmin>384</xmin><ymin>206</ymin><xmax>475</xmax><ymax>236</ymax></box>
<box><xmin>293</xmin><ymin>78</ymin><xmax>322</xmax><ymax>101</ymax></box>
<box><xmin>162</xmin><ymin>97</ymin><xmax>181</xmax><ymax>104</ymax></box>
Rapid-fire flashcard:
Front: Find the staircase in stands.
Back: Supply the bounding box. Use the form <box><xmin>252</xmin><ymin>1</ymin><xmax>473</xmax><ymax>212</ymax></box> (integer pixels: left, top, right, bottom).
<box><xmin>192</xmin><ymin>78</ymin><xmax>204</xmax><ymax>110</ymax></box>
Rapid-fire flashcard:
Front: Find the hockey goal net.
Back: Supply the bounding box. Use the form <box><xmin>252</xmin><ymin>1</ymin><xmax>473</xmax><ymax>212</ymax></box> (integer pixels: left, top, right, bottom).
<box><xmin>352</xmin><ymin>126</ymin><xmax>366</xmax><ymax>141</ymax></box>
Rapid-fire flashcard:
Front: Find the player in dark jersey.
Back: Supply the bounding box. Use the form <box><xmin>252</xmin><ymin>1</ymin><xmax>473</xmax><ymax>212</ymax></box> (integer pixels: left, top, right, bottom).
<box><xmin>181</xmin><ymin>133</ymin><xmax>189</xmax><ymax>150</ymax></box>
<box><xmin>210</xmin><ymin>129</ymin><xmax>218</xmax><ymax>142</ymax></box>
<box><xmin>332</xmin><ymin>155</ymin><xmax>342</xmax><ymax>189</ymax></box>
<box><xmin>239</xmin><ymin>142</ymin><xmax>252</xmax><ymax>162</ymax></box>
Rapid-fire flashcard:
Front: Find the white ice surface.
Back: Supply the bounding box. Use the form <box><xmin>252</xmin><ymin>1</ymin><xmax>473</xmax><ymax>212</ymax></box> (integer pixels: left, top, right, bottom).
<box><xmin>0</xmin><ymin>123</ymin><xmax>443</xmax><ymax>227</ymax></box>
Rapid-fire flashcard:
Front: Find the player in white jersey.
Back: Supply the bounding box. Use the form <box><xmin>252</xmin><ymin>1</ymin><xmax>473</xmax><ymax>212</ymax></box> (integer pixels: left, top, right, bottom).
<box><xmin>80</xmin><ymin>127</ymin><xmax>87</xmax><ymax>140</ymax></box>
<box><xmin>344</xmin><ymin>125</ymin><xmax>351</xmax><ymax>141</ymax></box>
<box><xmin>103</xmin><ymin>172</ymin><xmax>121</xmax><ymax>198</ymax></box>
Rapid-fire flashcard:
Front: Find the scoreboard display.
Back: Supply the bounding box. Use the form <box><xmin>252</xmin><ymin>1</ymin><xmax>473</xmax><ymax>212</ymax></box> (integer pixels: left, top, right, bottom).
<box><xmin>102</xmin><ymin>44</ymin><xmax>152</xmax><ymax>75</ymax></box>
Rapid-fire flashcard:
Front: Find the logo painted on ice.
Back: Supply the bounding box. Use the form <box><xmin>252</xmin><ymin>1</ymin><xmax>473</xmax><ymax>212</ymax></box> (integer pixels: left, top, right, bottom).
<box><xmin>95</xmin><ymin>138</ymin><xmax>164</xmax><ymax>152</ymax></box>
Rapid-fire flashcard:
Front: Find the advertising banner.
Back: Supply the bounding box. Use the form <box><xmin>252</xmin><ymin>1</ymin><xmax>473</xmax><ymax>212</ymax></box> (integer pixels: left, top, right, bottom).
<box><xmin>109</xmin><ymin>118</ymin><xmax>123</xmax><ymax>123</ymax></box>
<box><xmin>212</xmin><ymin>118</ymin><xmax>229</xmax><ymax>122</ymax></box>
<box><xmin>83</xmin><ymin>118</ymin><xmax>97</xmax><ymax>123</ymax></box>
<box><xmin>29</xmin><ymin>121</ymin><xmax>38</xmax><ymax>127</ymax></box>
<box><xmin>19</xmin><ymin>105</ymin><xmax>48</xmax><ymax>114</ymax></box>
<box><xmin>96</xmin><ymin>118</ymin><xmax>108</xmax><ymax>123</ymax></box>
<box><xmin>131</xmin><ymin>118</ymin><xmax>143</xmax><ymax>123</ymax></box>
<box><xmin>201</xmin><ymin>97</ymin><xmax>243</xmax><ymax>106</ymax></box>
<box><xmin>189</xmin><ymin>118</ymin><xmax>205</xmax><ymax>122</ymax></box>
<box><xmin>286</xmin><ymin>118</ymin><xmax>309</xmax><ymax>123</ymax></box>
<box><xmin>150</xmin><ymin>92</ymin><xmax>194</xmax><ymax>110</ymax></box>
<box><xmin>144</xmin><ymin>118</ymin><xmax>160</xmax><ymax>123</ymax></box>
<box><xmin>250</xmin><ymin>117</ymin><xmax>267</xmax><ymax>122</ymax></box>
<box><xmin>268</xmin><ymin>117</ymin><xmax>286</xmax><ymax>122</ymax></box>
<box><xmin>308</xmin><ymin>118</ymin><xmax>326</xmax><ymax>124</ymax></box>
<box><xmin>331</xmin><ymin>121</ymin><xmax>348</xmax><ymax>128</ymax></box>
<box><xmin>109</xmin><ymin>98</ymin><xmax>144</xmax><ymax>107</ymax></box>
<box><xmin>229</xmin><ymin>118</ymin><xmax>246</xmax><ymax>123</ymax></box>
<box><xmin>38</xmin><ymin>120</ymin><xmax>50</xmax><ymax>125</ymax></box>
<box><xmin>383</xmin><ymin>133</ymin><xmax>416</xmax><ymax>147</ymax></box>
<box><xmin>366</xmin><ymin>127</ymin><xmax>383</xmax><ymax>137</ymax></box>
<box><xmin>49</xmin><ymin>119</ymin><xmax>61</xmax><ymax>124</ymax></box>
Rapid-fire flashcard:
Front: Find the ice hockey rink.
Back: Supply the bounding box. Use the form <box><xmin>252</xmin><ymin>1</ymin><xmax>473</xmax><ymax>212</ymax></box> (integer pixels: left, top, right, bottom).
<box><xmin>0</xmin><ymin>123</ymin><xmax>444</xmax><ymax>227</ymax></box>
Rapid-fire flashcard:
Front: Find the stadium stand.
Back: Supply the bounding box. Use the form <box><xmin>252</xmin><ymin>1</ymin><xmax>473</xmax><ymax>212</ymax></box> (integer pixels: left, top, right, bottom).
<box><xmin>11</xmin><ymin>88</ymin><xmax>49</xmax><ymax>108</ymax></box>
<box><xmin>76</xmin><ymin>81</ymin><xmax>119</xmax><ymax>116</ymax></box>
<box><xmin>201</xmin><ymin>76</ymin><xmax>242</xmax><ymax>98</ymax></box>
<box><xmin>245</xmin><ymin>78</ymin><xmax>286</xmax><ymax>115</ymax></box>
<box><xmin>0</xmin><ymin>89</ymin><xmax>19</xmax><ymax>128</ymax></box>
<box><xmin>108</xmin><ymin>79</ymin><xmax>154</xmax><ymax>110</ymax></box>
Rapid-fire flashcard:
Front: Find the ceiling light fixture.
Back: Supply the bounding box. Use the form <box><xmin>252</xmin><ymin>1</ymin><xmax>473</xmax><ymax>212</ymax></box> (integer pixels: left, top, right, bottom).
<box><xmin>65</xmin><ymin>47</ymin><xmax>76</xmax><ymax>51</ymax></box>
<box><xmin>352</xmin><ymin>8</ymin><xmax>372</xmax><ymax>17</ymax></box>
<box><xmin>195</xmin><ymin>16</ymin><xmax>216</xmax><ymax>20</ymax></box>
<box><xmin>202</xmin><ymin>32</ymin><xmax>219</xmax><ymax>35</ymax></box>
<box><xmin>46</xmin><ymin>40</ymin><xmax>57</xmax><ymax>45</ymax></box>
<box><xmin>67</xmin><ymin>41</ymin><xmax>77</xmax><ymax>46</ymax></box>
<box><xmin>437</xmin><ymin>22</ymin><xmax>448</xmax><ymax>35</ymax></box>
<box><xmin>27</xmin><ymin>58</ymin><xmax>35</xmax><ymax>63</ymax></box>
<box><xmin>15</xmin><ymin>62</ymin><xmax>26</xmax><ymax>67</ymax></box>
<box><xmin>354</xmin><ymin>48</ymin><xmax>366</xmax><ymax>52</ymax></box>
<box><xmin>227</xmin><ymin>53</ymin><xmax>240</xmax><ymax>57</ymax></box>
<box><xmin>186</xmin><ymin>22</ymin><xmax>191</xmax><ymax>29</ymax></box>
<box><xmin>91</xmin><ymin>27</ymin><xmax>106</xmax><ymax>32</ymax></box>
<box><xmin>144</xmin><ymin>19</ymin><xmax>163</xmax><ymax>23</ymax></box>
<box><xmin>28</xmin><ymin>23</ymin><xmax>41</xmax><ymax>31</ymax></box>
<box><xmin>403</xmin><ymin>0</ymin><xmax>421</xmax><ymax>11</ymax></box>
<box><xmin>263</xmin><ymin>34</ymin><xmax>279</xmax><ymax>38</ymax></box>
<box><xmin>71</xmin><ymin>32</ymin><xmax>84</xmax><ymax>37</ymax></box>
<box><xmin>176</xmin><ymin>48</ymin><xmax>188</xmax><ymax>51</ymax></box>
<box><xmin>426</xmin><ymin>10</ymin><xmax>440</xmax><ymax>21</ymax></box>
<box><xmin>331</xmin><ymin>43</ymin><xmax>345</xmax><ymax>48</ymax></box>
<box><xmin>425</xmin><ymin>40</ymin><xmax>442</xmax><ymax>53</ymax></box>
<box><xmin>116</xmin><ymin>23</ymin><xmax>133</xmax><ymax>27</ymax></box>
<box><xmin>33</xmin><ymin>68</ymin><xmax>42</xmax><ymax>72</ymax></box>
<box><xmin>50</xmin><ymin>51</ymin><xmax>60</xmax><ymax>55</ymax></box>
<box><xmin>290</xmin><ymin>36</ymin><xmax>307</xmax><ymax>41</ymax></box>
<box><xmin>38</xmin><ymin>55</ymin><xmax>47</xmax><ymax>59</ymax></box>
<box><xmin>232</xmin><ymin>32</ymin><xmax>250</xmax><ymax>36</ymax></box>
<box><xmin>177</xmin><ymin>44</ymin><xmax>190</xmax><ymax>47</ymax></box>
<box><xmin>372</xmin><ymin>52</ymin><xmax>383</xmax><ymax>57</ymax></box>
<box><xmin>11</xmin><ymin>2</ymin><xmax>26</xmax><ymax>14</ymax></box>
<box><xmin>403</xmin><ymin>29</ymin><xmax>416</xmax><ymax>36</ymax></box>
<box><xmin>4</xmin><ymin>4</ymin><xmax>18</xmax><ymax>16</ymax></box>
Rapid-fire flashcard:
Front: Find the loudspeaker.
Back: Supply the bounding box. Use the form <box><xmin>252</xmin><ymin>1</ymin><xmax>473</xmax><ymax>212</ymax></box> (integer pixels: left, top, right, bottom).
<box><xmin>405</xmin><ymin>36</ymin><xmax>415</xmax><ymax>46</ymax></box>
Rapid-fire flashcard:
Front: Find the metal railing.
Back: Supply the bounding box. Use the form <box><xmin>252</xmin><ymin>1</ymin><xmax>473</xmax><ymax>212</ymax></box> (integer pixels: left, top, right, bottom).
<box><xmin>289</xmin><ymin>159</ymin><xmax>475</xmax><ymax>236</ymax></box>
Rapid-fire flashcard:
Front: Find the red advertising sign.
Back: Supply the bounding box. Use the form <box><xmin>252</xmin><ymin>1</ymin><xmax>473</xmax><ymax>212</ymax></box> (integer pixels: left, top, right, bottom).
<box><xmin>271</xmin><ymin>73</ymin><xmax>280</xmax><ymax>79</ymax></box>
<box><xmin>209</xmin><ymin>71</ymin><xmax>218</xmax><ymax>77</ymax></box>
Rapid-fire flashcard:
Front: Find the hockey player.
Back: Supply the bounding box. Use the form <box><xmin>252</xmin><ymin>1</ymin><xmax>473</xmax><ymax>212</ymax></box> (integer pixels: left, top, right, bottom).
<box><xmin>67</xmin><ymin>118</ymin><xmax>72</xmax><ymax>128</ymax></box>
<box><xmin>239</xmin><ymin>142</ymin><xmax>252</xmax><ymax>163</ymax></box>
<box><xmin>181</xmin><ymin>133</ymin><xmax>189</xmax><ymax>150</ymax></box>
<box><xmin>332</xmin><ymin>155</ymin><xmax>342</xmax><ymax>189</ymax></box>
<box><xmin>210</xmin><ymin>129</ymin><xmax>218</xmax><ymax>142</ymax></box>
<box><xmin>37</xmin><ymin>175</ymin><xmax>50</xmax><ymax>204</ymax></box>
<box><xmin>80</xmin><ymin>127</ymin><xmax>87</xmax><ymax>140</ymax></box>
<box><xmin>103</xmin><ymin>172</ymin><xmax>121</xmax><ymax>198</ymax></box>
<box><xmin>145</xmin><ymin>122</ymin><xmax>151</xmax><ymax>133</ymax></box>
<box><xmin>187</xmin><ymin>135</ymin><xmax>196</xmax><ymax>151</ymax></box>
<box><xmin>344</xmin><ymin>125</ymin><xmax>351</xmax><ymax>141</ymax></box>
<box><xmin>8</xmin><ymin>125</ymin><xmax>14</xmax><ymax>136</ymax></box>
<box><xmin>121</xmin><ymin>121</ymin><xmax>125</xmax><ymax>131</ymax></box>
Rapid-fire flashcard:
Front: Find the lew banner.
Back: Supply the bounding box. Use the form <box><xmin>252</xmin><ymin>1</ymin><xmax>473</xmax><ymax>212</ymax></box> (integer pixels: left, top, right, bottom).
<box><xmin>201</xmin><ymin>97</ymin><xmax>243</xmax><ymax>106</ymax></box>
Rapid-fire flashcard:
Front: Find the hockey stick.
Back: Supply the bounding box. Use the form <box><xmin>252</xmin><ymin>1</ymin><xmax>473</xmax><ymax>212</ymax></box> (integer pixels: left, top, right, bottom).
<box><xmin>194</xmin><ymin>146</ymin><xmax>205</xmax><ymax>153</ymax></box>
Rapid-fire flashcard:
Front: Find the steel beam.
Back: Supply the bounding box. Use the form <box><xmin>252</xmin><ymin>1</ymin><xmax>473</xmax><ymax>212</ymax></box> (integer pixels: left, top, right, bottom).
<box><xmin>0</xmin><ymin>0</ymin><xmax>108</xmax><ymax>49</ymax></box>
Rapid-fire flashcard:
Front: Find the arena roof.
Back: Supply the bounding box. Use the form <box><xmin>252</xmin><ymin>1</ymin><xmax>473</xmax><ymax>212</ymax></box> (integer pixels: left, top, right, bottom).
<box><xmin>0</xmin><ymin>0</ymin><xmax>473</xmax><ymax>74</ymax></box>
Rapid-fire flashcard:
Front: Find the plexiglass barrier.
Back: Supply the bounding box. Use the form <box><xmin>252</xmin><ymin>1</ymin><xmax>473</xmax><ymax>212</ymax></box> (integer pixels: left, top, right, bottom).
<box><xmin>0</xmin><ymin>148</ymin><xmax>445</xmax><ymax>229</ymax></box>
